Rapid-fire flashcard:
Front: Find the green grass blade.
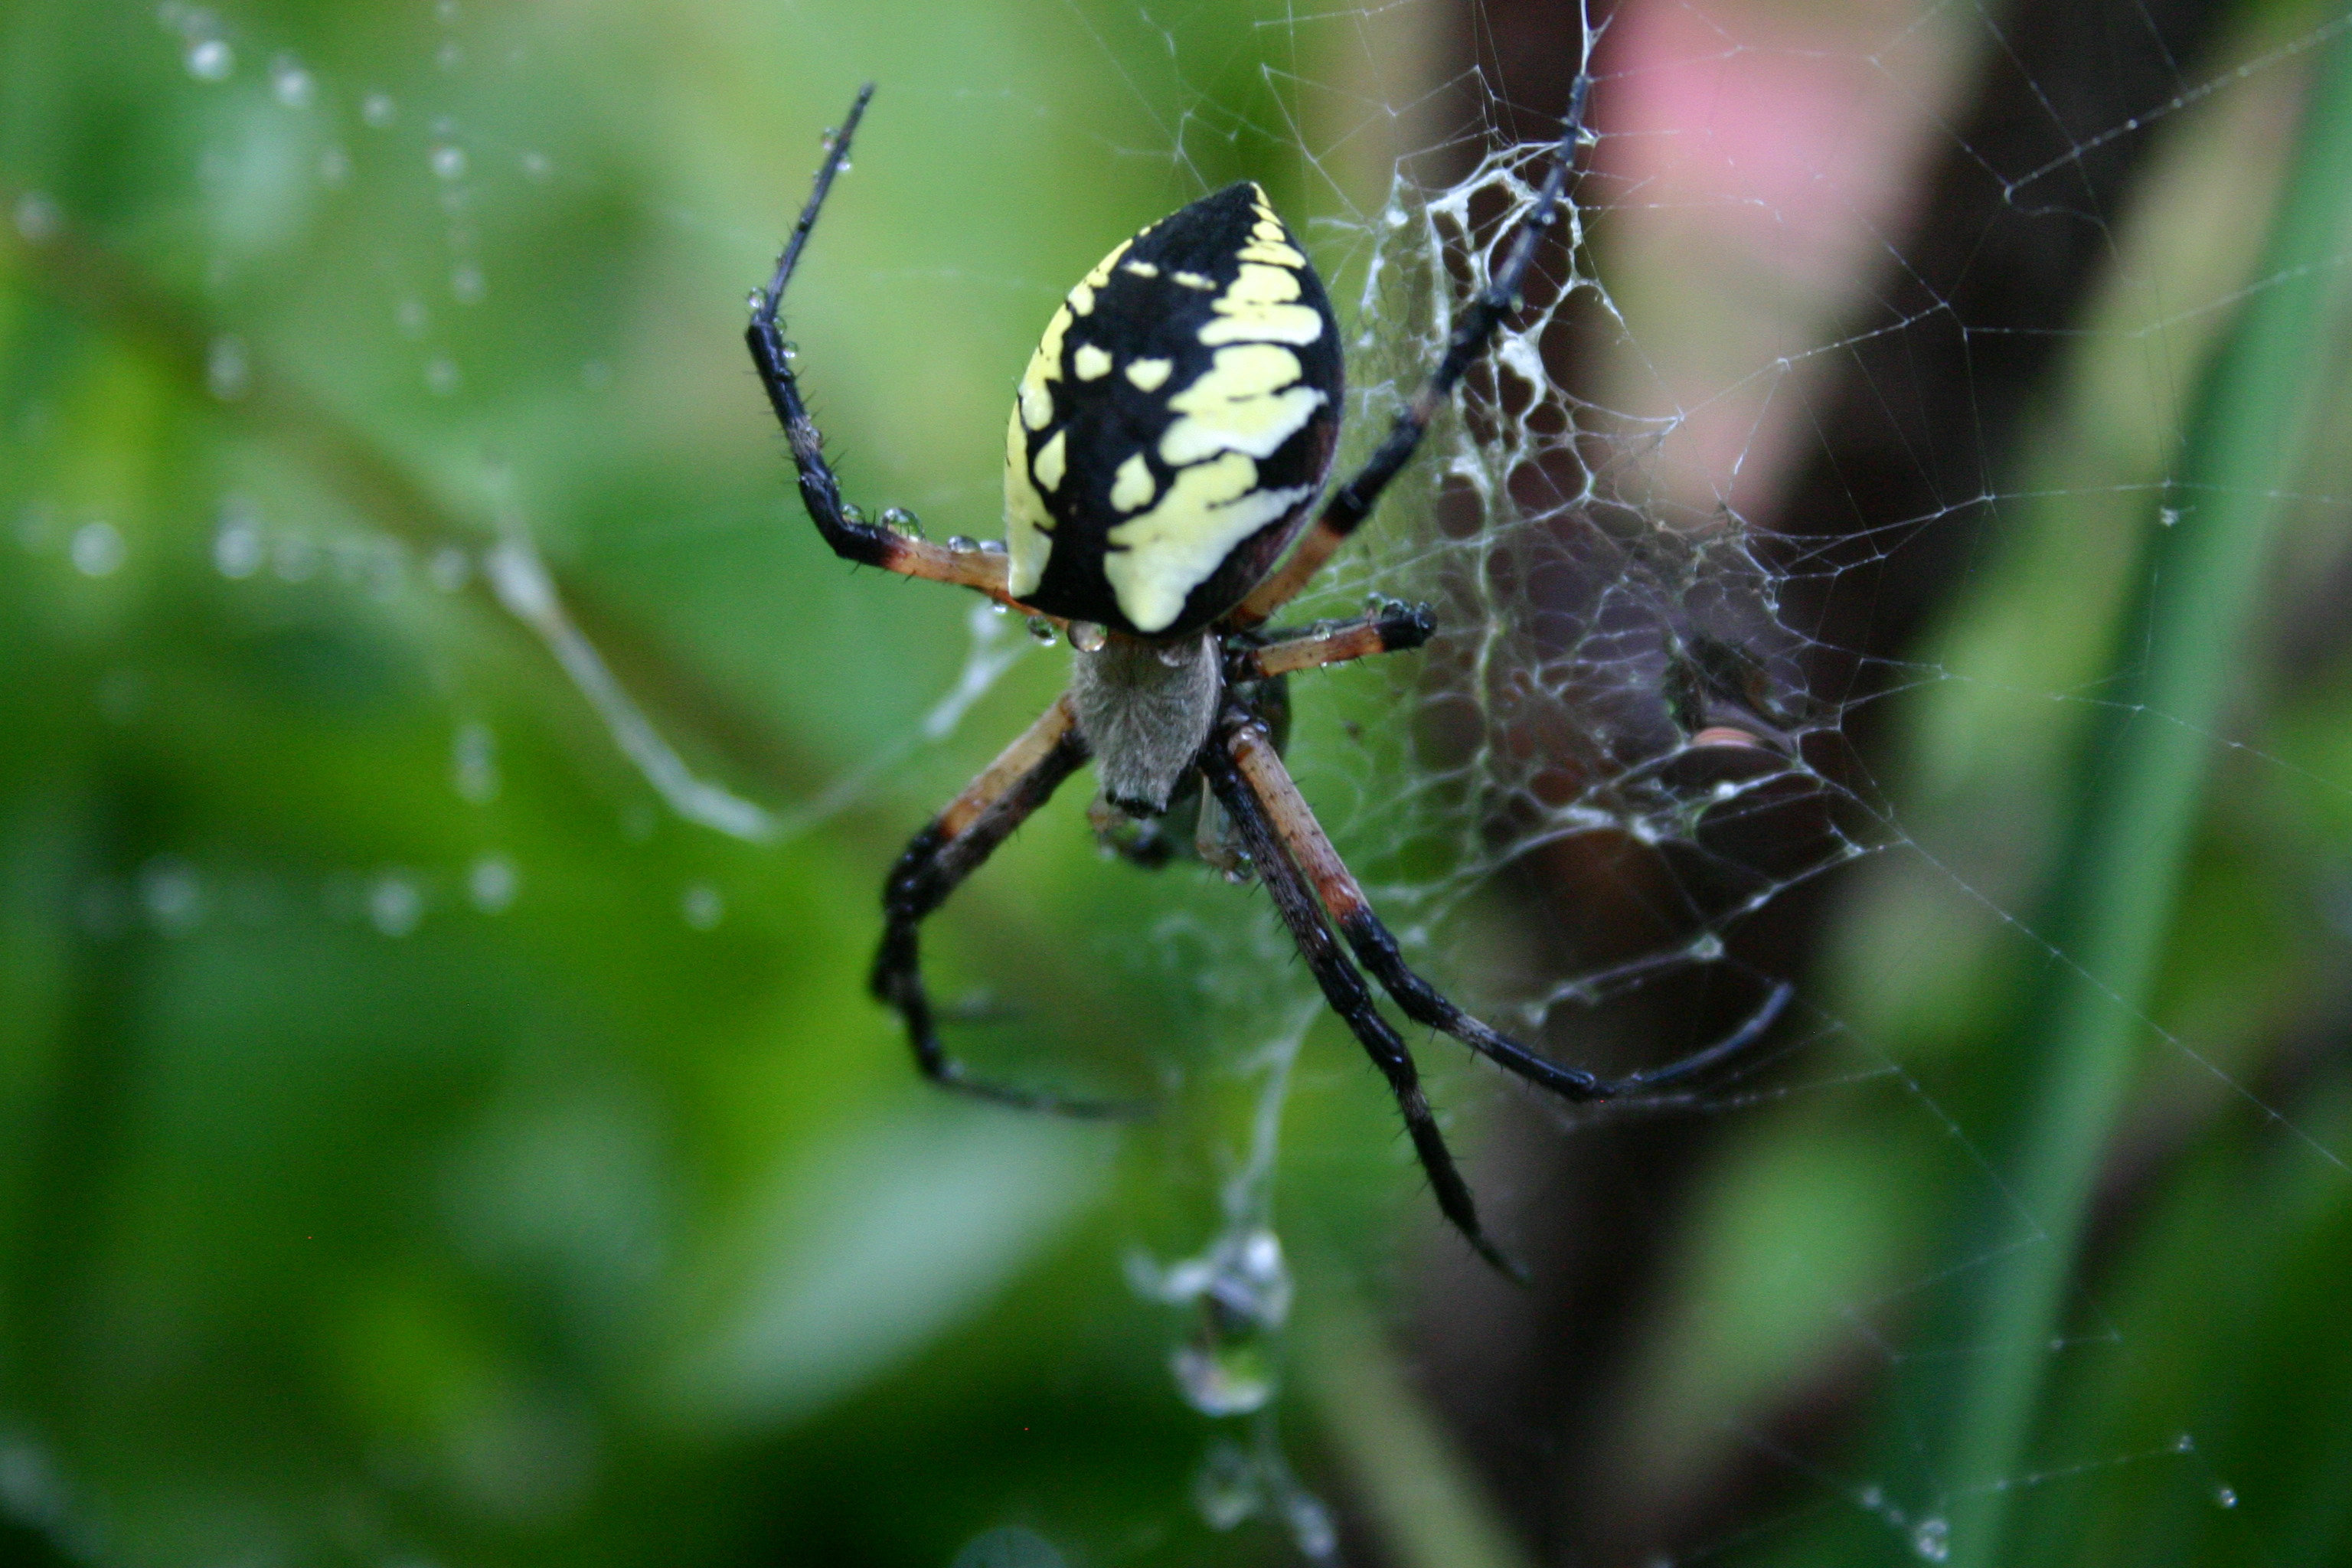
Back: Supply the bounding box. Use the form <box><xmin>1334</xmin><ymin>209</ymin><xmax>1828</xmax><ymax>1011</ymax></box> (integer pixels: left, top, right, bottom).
<box><xmin>1940</xmin><ymin>26</ymin><xmax>2352</xmax><ymax>1568</ymax></box>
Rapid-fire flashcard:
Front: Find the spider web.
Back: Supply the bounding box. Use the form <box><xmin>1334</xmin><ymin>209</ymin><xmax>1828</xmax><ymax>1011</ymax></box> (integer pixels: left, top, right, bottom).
<box><xmin>5</xmin><ymin>0</ymin><xmax>2350</xmax><ymax>1564</ymax></box>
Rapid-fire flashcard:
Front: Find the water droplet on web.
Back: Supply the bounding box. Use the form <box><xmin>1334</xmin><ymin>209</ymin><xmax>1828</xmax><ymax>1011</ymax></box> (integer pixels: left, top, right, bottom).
<box><xmin>521</xmin><ymin>150</ymin><xmax>551</xmax><ymax>180</ymax></box>
<box><xmin>369</xmin><ymin>874</ymin><xmax>423</xmax><ymax>937</ymax></box>
<box><xmin>1383</xmin><ymin>204</ymin><xmax>1407</xmax><ymax>229</ymax></box>
<box><xmin>1171</xmin><ymin>1338</ymin><xmax>1275</xmax><ymax>1417</ymax></box>
<box><xmin>436</xmin><ymin>41</ymin><xmax>465</xmax><ymax>71</ymax></box>
<box><xmin>273</xmin><ymin>534</ymin><xmax>316</xmax><ymax>583</ymax></box>
<box><xmin>1192</xmin><ymin>1440</ymin><xmax>1260</xmax><ymax>1530</ymax></box>
<box><xmin>2175</xmin><ymin>1432</ymin><xmax>2197</xmax><ymax>1454</ymax></box>
<box><xmin>14</xmin><ymin>191</ymin><xmax>59</xmax><ymax>243</ymax></box>
<box><xmin>426</xmin><ymin>357</ymin><xmax>462</xmax><ymax>396</ymax></box>
<box><xmin>469</xmin><ymin>854</ymin><xmax>517</xmax><ymax>913</ymax></box>
<box><xmin>2158</xmin><ymin>506</ymin><xmax>2181</xmax><ymax>527</ymax></box>
<box><xmin>452</xmin><ymin>721</ymin><xmax>500</xmax><ymax>803</ymax></box>
<box><xmin>213</xmin><ymin>497</ymin><xmax>263</xmax><ymax>579</ymax></box>
<box><xmin>206</xmin><ymin>334</ymin><xmax>249</xmax><ymax>400</ymax></box>
<box><xmin>681</xmin><ymin>883</ymin><xmax>724</xmax><ymax>930</ymax></box>
<box><xmin>269</xmin><ymin>52</ymin><xmax>313</xmax><ymax>108</ymax></box>
<box><xmin>185</xmin><ymin>38</ymin><xmax>232</xmax><ymax>80</ymax></box>
<box><xmin>2213</xmin><ymin>1485</ymin><xmax>2237</xmax><ymax>1508</ymax></box>
<box><xmin>140</xmin><ymin>856</ymin><xmax>204</xmax><ymax>936</ymax></box>
<box><xmin>1689</xmin><ymin>932</ymin><xmax>1723</xmax><ymax>961</ymax></box>
<box><xmin>430</xmin><ymin>143</ymin><xmax>469</xmax><ymax>181</ymax></box>
<box><xmin>877</xmin><ymin>505</ymin><xmax>922</xmax><ymax>537</ymax></box>
<box><xmin>1910</xmin><ymin>1517</ymin><xmax>1949</xmax><ymax>1561</ymax></box>
<box><xmin>1282</xmin><ymin>1493</ymin><xmax>1336</xmax><ymax>1563</ymax></box>
<box><xmin>1026</xmin><ymin>617</ymin><xmax>1057</xmax><ymax>645</ymax></box>
<box><xmin>450</xmin><ymin>263</ymin><xmax>485</xmax><ymax>304</ymax></box>
<box><xmin>362</xmin><ymin>91</ymin><xmax>396</xmax><ymax>128</ymax></box>
<box><xmin>71</xmin><ymin>521</ymin><xmax>125</xmax><ymax>577</ymax></box>
<box><xmin>1070</xmin><ymin>622</ymin><xmax>1109</xmax><ymax>652</ymax></box>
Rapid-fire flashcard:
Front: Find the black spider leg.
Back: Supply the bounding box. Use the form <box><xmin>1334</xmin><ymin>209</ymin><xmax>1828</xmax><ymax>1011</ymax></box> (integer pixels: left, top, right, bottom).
<box><xmin>1227</xmin><ymin>599</ymin><xmax>1437</xmax><ymax>682</ymax></box>
<box><xmin>1229</xmin><ymin>73</ymin><xmax>1595</xmax><ymax>627</ymax></box>
<box><xmin>1221</xmin><ymin>718</ymin><xmax>1794</xmax><ymax>1102</ymax></box>
<box><xmin>874</xmin><ymin>695</ymin><xmax>1135</xmax><ymax>1118</ymax></box>
<box><xmin>746</xmin><ymin>83</ymin><xmax>1021</xmax><ymax>603</ymax></box>
<box><xmin>1202</xmin><ymin>717</ymin><xmax>1524</xmax><ymax>1280</ymax></box>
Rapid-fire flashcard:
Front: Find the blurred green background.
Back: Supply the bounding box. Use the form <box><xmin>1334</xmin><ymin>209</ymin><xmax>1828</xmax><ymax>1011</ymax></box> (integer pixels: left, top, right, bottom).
<box><xmin>5</xmin><ymin>0</ymin><xmax>2352</xmax><ymax>1565</ymax></box>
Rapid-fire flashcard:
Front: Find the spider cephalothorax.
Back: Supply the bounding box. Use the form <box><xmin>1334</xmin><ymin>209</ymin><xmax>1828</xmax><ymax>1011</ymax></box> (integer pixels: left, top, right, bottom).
<box><xmin>746</xmin><ymin>83</ymin><xmax>1786</xmax><ymax>1276</ymax></box>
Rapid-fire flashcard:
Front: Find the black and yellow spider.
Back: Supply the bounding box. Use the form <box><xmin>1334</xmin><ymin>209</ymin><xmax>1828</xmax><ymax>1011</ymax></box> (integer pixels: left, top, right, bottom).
<box><xmin>748</xmin><ymin>83</ymin><xmax>1782</xmax><ymax>1275</ymax></box>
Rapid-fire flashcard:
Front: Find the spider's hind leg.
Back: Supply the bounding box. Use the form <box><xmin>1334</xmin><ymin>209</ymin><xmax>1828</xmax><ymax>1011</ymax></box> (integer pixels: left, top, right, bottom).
<box><xmin>1202</xmin><ymin>715</ymin><xmax>1523</xmax><ymax>1280</ymax></box>
<box><xmin>1221</xmin><ymin>719</ymin><xmax>1788</xmax><ymax>1102</ymax></box>
<box><xmin>874</xmin><ymin>694</ymin><xmax>1134</xmax><ymax>1117</ymax></box>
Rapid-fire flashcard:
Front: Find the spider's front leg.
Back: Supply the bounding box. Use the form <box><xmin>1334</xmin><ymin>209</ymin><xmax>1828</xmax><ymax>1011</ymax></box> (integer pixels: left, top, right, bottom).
<box><xmin>874</xmin><ymin>693</ymin><xmax>1132</xmax><ymax>1116</ymax></box>
<box><xmin>748</xmin><ymin>84</ymin><xmax>1036</xmax><ymax>612</ymax></box>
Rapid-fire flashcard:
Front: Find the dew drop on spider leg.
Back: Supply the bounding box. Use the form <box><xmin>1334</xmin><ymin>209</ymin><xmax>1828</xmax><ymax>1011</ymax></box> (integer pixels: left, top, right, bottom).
<box><xmin>877</xmin><ymin>505</ymin><xmax>923</xmax><ymax>537</ymax></box>
<box><xmin>1069</xmin><ymin>622</ymin><xmax>1108</xmax><ymax>653</ymax></box>
<box><xmin>1025</xmin><ymin>617</ymin><xmax>1057</xmax><ymax>645</ymax></box>
<box><xmin>945</xmin><ymin>534</ymin><xmax>978</xmax><ymax>554</ymax></box>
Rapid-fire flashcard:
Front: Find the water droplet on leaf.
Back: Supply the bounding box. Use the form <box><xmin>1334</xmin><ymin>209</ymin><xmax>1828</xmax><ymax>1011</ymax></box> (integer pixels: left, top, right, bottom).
<box><xmin>186</xmin><ymin>38</ymin><xmax>232</xmax><ymax>80</ymax></box>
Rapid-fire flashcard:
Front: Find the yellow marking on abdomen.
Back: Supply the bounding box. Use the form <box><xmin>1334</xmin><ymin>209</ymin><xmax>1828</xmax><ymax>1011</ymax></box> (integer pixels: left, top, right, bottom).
<box><xmin>1159</xmin><ymin>343</ymin><xmax>1325</xmax><ymax>467</ymax></box>
<box><xmin>1034</xmin><ymin>428</ymin><xmax>1068</xmax><ymax>492</ymax></box>
<box><xmin>1110</xmin><ymin>452</ymin><xmax>1155</xmax><ymax>512</ymax></box>
<box><xmin>1105</xmin><ymin>452</ymin><xmax>1313</xmax><ymax>632</ymax></box>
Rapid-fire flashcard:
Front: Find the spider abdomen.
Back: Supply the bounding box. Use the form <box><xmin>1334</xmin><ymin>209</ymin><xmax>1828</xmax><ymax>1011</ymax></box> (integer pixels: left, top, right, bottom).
<box><xmin>1004</xmin><ymin>182</ymin><xmax>1344</xmax><ymax>639</ymax></box>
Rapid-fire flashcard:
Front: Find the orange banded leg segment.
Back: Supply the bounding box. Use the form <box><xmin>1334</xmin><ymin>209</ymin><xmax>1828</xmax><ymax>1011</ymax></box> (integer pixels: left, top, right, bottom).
<box><xmin>1201</xmin><ymin>718</ymin><xmax>1520</xmax><ymax>1278</ymax></box>
<box><xmin>873</xmin><ymin>694</ymin><xmax>1129</xmax><ymax>1116</ymax></box>
<box><xmin>747</xmin><ymin>83</ymin><xmax>1038</xmax><ymax>613</ymax></box>
<box><xmin>1227</xmin><ymin>600</ymin><xmax>1436</xmax><ymax>682</ymax></box>
<box><xmin>1223</xmin><ymin>722</ymin><xmax>1795</xmax><ymax>1100</ymax></box>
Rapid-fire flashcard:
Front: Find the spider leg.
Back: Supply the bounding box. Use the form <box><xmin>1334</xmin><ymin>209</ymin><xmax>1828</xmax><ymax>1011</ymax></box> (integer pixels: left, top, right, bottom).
<box><xmin>1227</xmin><ymin>599</ymin><xmax>1436</xmax><ymax>682</ymax></box>
<box><xmin>874</xmin><ymin>693</ymin><xmax>1133</xmax><ymax>1116</ymax></box>
<box><xmin>1202</xmin><ymin>721</ymin><xmax>1524</xmax><ymax>1280</ymax></box>
<box><xmin>746</xmin><ymin>84</ymin><xmax>1033</xmax><ymax>610</ymax></box>
<box><xmin>1225</xmin><ymin>74</ymin><xmax>1595</xmax><ymax>629</ymax></box>
<box><xmin>1221</xmin><ymin>719</ymin><xmax>1792</xmax><ymax>1101</ymax></box>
